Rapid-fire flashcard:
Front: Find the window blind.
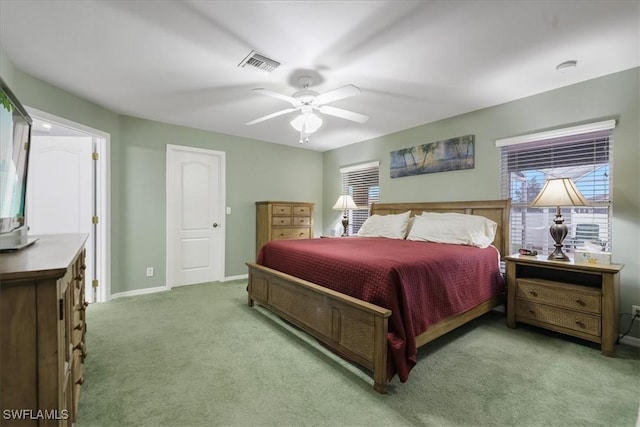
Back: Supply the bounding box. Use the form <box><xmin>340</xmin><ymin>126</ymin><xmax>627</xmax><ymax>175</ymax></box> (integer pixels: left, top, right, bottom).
<box><xmin>498</xmin><ymin>124</ymin><xmax>614</xmax><ymax>255</ymax></box>
<box><xmin>340</xmin><ymin>161</ymin><xmax>380</xmax><ymax>234</ymax></box>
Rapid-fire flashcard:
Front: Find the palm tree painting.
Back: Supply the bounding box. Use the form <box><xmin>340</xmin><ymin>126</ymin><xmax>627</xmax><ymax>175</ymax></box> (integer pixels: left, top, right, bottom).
<box><xmin>390</xmin><ymin>135</ymin><xmax>474</xmax><ymax>178</ymax></box>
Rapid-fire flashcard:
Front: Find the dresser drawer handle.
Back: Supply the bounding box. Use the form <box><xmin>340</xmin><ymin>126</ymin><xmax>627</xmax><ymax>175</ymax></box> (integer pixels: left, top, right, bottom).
<box><xmin>575</xmin><ymin>299</ymin><xmax>586</xmax><ymax>306</ymax></box>
<box><xmin>529</xmin><ymin>290</ymin><xmax>538</xmax><ymax>297</ymax></box>
<box><xmin>528</xmin><ymin>309</ymin><xmax>536</xmax><ymax>315</ymax></box>
<box><xmin>74</xmin><ymin>322</ymin><xmax>83</xmax><ymax>331</ymax></box>
<box><xmin>76</xmin><ymin>377</ymin><xmax>84</xmax><ymax>385</ymax></box>
<box><xmin>575</xmin><ymin>320</ymin><xmax>585</xmax><ymax>328</ymax></box>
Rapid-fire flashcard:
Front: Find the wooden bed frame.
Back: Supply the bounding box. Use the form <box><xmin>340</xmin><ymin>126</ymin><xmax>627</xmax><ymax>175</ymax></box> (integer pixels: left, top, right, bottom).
<box><xmin>246</xmin><ymin>199</ymin><xmax>511</xmax><ymax>393</ymax></box>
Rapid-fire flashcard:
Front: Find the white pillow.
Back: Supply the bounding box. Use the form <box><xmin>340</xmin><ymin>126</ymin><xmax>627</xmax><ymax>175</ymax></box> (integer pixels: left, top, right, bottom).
<box><xmin>407</xmin><ymin>212</ymin><xmax>497</xmax><ymax>248</ymax></box>
<box><xmin>357</xmin><ymin>211</ymin><xmax>411</xmax><ymax>239</ymax></box>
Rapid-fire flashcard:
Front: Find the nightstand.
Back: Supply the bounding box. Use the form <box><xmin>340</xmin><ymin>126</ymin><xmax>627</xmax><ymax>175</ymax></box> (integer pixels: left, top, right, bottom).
<box><xmin>505</xmin><ymin>254</ymin><xmax>624</xmax><ymax>356</ymax></box>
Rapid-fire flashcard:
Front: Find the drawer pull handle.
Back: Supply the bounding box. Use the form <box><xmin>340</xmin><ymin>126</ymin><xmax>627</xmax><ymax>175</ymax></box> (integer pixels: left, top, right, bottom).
<box><xmin>575</xmin><ymin>299</ymin><xmax>586</xmax><ymax>306</ymax></box>
<box><xmin>73</xmin><ymin>342</ymin><xmax>84</xmax><ymax>351</ymax></box>
<box><xmin>76</xmin><ymin>377</ymin><xmax>84</xmax><ymax>385</ymax></box>
<box><xmin>74</xmin><ymin>323</ymin><xmax>83</xmax><ymax>331</ymax></box>
<box><xmin>529</xmin><ymin>290</ymin><xmax>538</xmax><ymax>297</ymax></box>
<box><xmin>528</xmin><ymin>309</ymin><xmax>535</xmax><ymax>315</ymax></box>
<box><xmin>575</xmin><ymin>320</ymin><xmax>585</xmax><ymax>328</ymax></box>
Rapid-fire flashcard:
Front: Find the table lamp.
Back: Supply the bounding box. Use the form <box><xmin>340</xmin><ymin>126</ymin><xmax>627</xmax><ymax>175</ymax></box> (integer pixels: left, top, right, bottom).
<box><xmin>332</xmin><ymin>195</ymin><xmax>358</xmax><ymax>236</ymax></box>
<box><xmin>530</xmin><ymin>177</ymin><xmax>588</xmax><ymax>261</ymax></box>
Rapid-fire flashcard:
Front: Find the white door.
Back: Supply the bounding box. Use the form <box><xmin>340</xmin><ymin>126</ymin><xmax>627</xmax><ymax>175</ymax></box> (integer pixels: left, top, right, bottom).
<box><xmin>166</xmin><ymin>145</ymin><xmax>225</xmax><ymax>287</ymax></box>
<box><xmin>26</xmin><ymin>135</ymin><xmax>94</xmax><ymax>290</ymax></box>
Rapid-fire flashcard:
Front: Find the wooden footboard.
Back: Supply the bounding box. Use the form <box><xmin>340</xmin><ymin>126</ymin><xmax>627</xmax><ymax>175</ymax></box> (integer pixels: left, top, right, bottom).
<box><xmin>246</xmin><ymin>262</ymin><xmax>392</xmax><ymax>393</ymax></box>
<box><xmin>248</xmin><ymin>262</ymin><xmax>504</xmax><ymax>393</ymax></box>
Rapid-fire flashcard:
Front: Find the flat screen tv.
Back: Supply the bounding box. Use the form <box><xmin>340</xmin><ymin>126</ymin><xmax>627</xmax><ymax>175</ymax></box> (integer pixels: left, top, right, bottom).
<box><xmin>0</xmin><ymin>76</ymin><xmax>37</xmax><ymax>251</ymax></box>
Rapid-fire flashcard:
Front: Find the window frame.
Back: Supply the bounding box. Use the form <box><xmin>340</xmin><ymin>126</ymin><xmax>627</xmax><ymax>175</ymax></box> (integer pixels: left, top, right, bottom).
<box><xmin>497</xmin><ymin>120</ymin><xmax>615</xmax><ymax>256</ymax></box>
<box><xmin>339</xmin><ymin>161</ymin><xmax>380</xmax><ymax>235</ymax></box>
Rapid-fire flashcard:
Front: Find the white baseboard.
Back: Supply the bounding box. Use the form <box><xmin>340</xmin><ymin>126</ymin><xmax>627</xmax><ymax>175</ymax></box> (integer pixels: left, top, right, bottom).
<box><xmin>620</xmin><ymin>334</ymin><xmax>640</xmax><ymax>348</ymax></box>
<box><xmin>109</xmin><ymin>285</ymin><xmax>170</xmax><ymax>300</ymax></box>
<box><xmin>223</xmin><ymin>274</ymin><xmax>248</xmax><ymax>282</ymax></box>
<box><xmin>108</xmin><ymin>276</ymin><xmax>247</xmax><ymax>301</ymax></box>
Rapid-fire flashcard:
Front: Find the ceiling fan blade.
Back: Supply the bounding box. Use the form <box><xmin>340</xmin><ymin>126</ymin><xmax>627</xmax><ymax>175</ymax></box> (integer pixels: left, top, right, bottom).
<box><xmin>252</xmin><ymin>88</ymin><xmax>296</xmax><ymax>104</ymax></box>
<box><xmin>246</xmin><ymin>107</ymin><xmax>298</xmax><ymax>125</ymax></box>
<box><xmin>318</xmin><ymin>105</ymin><xmax>369</xmax><ymax>123</ymax></box>
<box><xmin>315</xmin><ymin>84</ymin><xmax>361</xmax><ymax>105</ymax></box>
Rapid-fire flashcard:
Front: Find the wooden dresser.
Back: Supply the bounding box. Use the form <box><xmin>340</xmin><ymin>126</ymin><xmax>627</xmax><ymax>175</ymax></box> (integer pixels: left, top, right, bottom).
<box><xmin>255</xmin><ymin>201</ymin><xmax>314</xmax><ymax>255</ymax></box>
<box><xmin>505</xmin><ymin>253</ymin><xmax>623</xmax><ymax>356</ymax></box>
<box><xmin>0</xmin><ymin>234</ymin><xmax>88</xmax><ymax>426</ymax></box>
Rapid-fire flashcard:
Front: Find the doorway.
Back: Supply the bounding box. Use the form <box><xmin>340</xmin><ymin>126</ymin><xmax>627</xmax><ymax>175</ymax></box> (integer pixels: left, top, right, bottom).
<box><xmin>26</xmin><ymin>107</ymin><xmax>110</xmax><ymax>302</ymax></box>
<box><xmin>166</xmin><ymin>144</ymin><xmax>225</xmax><ymax>287</ymax></box>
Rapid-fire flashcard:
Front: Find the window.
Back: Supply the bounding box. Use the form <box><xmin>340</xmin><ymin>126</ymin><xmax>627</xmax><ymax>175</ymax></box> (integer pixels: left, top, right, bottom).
<box><xmin>340</xmin><ymin>161</ymin><xmax>380</xmax><ymax>234</ymax></box>
<box><xmin>497</xmin><ymin>120</ymin><xmax>615</xmax><ymax>255</ymax></box>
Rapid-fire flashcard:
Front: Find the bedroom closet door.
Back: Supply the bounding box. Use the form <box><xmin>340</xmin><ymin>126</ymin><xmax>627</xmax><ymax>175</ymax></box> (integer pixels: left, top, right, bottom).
<box><xmin>166</xmin><ymin>145</ymin><xmax>225</xmax><ymax>287</ymax></box>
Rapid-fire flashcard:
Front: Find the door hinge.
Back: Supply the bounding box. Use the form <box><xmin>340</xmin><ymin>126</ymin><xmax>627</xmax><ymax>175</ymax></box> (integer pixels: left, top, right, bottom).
<box><xmin>92</xmin><ymin>279</ymin><xmax>99</xmax><ymax>288</ymax></box>
<box><xmin>92</xmin><ymin>152</ymin><xmax>99</xmax><ymax>160</ymax></box>
<box><xmin>92</xmin><ymin>216</ymin><xmax>99</xmax><ymax>224</ymax></box>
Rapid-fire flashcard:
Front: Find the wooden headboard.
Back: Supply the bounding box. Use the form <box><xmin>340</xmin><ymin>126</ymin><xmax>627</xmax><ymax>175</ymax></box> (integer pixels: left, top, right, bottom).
<box><xmin>370</xmin><ymin>199</ymin><xmax>511</xmax><ymax>257</ymax></box>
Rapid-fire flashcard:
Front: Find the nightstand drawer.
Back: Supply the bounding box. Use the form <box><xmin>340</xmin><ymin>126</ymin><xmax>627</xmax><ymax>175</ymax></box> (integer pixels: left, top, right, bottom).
<box><xmin>272</xmin><ymin>228</ymin><xmax>311</xmax><ymax>240</ymax></box>
<box><xmin>516</xmin><ymin>300</ymin><xmax>601</xmax><ymax>337</ymax></box>
<box><xmin>516</xmin><ymin>278</ymin><xmax>601</xmax><ymax>314</ymax></box>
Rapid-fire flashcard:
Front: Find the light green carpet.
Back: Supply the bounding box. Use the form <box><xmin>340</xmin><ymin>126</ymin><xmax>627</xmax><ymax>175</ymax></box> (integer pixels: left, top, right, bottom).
<box><xmin>78</xmin><ymin>280</ymin><xmax>639</xmax><ymax>427</ymax></box>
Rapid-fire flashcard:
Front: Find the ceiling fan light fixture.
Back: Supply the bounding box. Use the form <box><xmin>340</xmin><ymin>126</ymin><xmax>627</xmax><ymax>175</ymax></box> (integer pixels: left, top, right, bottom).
<box><xmin>290</xmin><ymin>112</ymin><xmax>323</xmax><ymax>133</ymax></box>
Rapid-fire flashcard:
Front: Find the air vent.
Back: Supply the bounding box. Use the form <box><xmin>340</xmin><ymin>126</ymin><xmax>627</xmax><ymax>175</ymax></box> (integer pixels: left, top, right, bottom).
<box><xmin>238</xmin><ymin>50</ymin><xmax>281</xmax><ymax>74</ymax></box>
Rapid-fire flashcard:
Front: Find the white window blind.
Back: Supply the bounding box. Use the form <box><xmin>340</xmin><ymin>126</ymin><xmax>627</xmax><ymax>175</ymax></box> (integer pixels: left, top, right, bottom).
<box><xmin>498</xmin><ymin>122</ymin><xmax>614</xmax><ymax>255</ymax></box>
<box><xmin>340</xmin><ymin>161</ymin><xmax>380</xmax><ymax>234</ymax></box>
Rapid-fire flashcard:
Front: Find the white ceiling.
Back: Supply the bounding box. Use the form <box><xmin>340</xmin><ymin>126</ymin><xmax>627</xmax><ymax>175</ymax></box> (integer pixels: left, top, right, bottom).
<box><xmin>1</xmin><ymin>1</ymin><xmax>638</xmax><ymax>152</ymax></box>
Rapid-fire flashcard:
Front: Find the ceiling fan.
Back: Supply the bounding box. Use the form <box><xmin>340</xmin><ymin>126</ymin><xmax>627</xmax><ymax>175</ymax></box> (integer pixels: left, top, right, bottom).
<box><xmin>246</xmin><ymin>76</ymin><xmax>369</xmax><ymax>143</ymax></box>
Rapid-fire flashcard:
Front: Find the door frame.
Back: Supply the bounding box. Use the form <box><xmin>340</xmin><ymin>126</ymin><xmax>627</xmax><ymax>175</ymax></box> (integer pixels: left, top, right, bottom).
<box><xmin>26</xmin><ymin>106</ymin><xmax>111</xmax><ymax>302</ymax></box>
<box><xmin>165</xmin><ymin>144</ymin><xmax>226</xmax><ymax>288</ymax></box>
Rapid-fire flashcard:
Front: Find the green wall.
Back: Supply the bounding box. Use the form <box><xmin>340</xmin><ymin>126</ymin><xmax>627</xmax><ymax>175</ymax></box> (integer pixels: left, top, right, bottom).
<box><xmin>116</xmin><ymin>116</ymin><xmax>322</xmax><ymax>293</ymax></box>
<box><xmin>323</xmin><ymin>68</ymin><xmax>640</xmax><ymax>339</ymax></box>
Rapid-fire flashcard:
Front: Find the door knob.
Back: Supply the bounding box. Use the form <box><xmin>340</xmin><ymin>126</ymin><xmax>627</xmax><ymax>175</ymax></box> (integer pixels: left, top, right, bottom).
<box><xmin>213</xmin><ymin>223</ymin><xmax>219</xmax><ymax>228</ymax></box>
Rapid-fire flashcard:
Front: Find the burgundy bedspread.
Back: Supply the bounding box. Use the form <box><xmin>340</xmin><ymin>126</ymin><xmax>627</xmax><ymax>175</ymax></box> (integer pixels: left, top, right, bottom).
<box><xmin>256</xmin><ymin>237</ymin><xmax>504</xmax><ymax>382</ymax></box>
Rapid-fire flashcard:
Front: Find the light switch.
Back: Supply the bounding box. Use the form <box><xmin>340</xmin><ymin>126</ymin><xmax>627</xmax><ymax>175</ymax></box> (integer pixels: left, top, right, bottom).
<box><xmin>226</xmin><ymin>207</ymin><xmax>231</xmax><ymax>215</ymax></box>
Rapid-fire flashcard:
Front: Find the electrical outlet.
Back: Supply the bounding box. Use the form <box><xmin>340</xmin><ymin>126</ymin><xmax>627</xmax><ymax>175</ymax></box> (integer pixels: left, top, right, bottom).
<box><xmin>632</xmin><ymin>305</ymin><xmax>640</xmax><ymax>316</ymax></box>
<box><xmin>146</xmin><ymin>267</ymin><xmax>154</xmax><ymax>277</ymax></box>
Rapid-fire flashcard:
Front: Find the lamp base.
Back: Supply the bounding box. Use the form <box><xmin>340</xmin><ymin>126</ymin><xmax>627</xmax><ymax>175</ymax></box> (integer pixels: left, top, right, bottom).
<box><xmin>547</xmin><ymin>247</ymin><xmax>570</xmax><ymax>261</ymax></box>
<box><xmin>341</xmin><ymin>214</ymin><xmax>349</xmax><ymax>237</ymax></box>
<box><xmin>548</xmin><ymin>207</ymin><xmax>570</xmax><ymax>261</ymax></box>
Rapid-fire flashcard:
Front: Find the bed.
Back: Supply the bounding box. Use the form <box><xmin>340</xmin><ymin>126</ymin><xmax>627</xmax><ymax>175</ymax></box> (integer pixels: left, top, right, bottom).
<box><xmin>246</xmin><ymin>199</ymin><xmax>511</xmax><ymax>393</ymax></box>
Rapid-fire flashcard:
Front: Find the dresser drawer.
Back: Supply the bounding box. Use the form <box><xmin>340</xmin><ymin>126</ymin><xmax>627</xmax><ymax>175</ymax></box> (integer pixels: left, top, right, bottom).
<box><xmin>272</xmin><ymin>217</ymin><xmax>292</xmax><ymax>226</ymax></box>
<box><xmin>516</xmin><ymin>299</ymin><xmax>601</xmax><ymax>336</ymax></box>
<box><xmin>516</xmin><ymin>278</ymin><xmax>601</xmax><ymax>314</ymax></box>
<box><xmin>293</xmin><ymin>216</ymin><xmax>311</xmax><ymax>226</ymax></box>
<box><xmin>272</xmin><ymin>205</ymin><xmax>292</xmax><ymax>216</ymax></box>
<box><xmin>293</xmin><ymin>206</ymin><xmax>311</xmax><ymax>216</ymax></box>
<box><xmin>272</xmin><ymin>228</ymin><xmax>311</xmax><ymax>240</ymax></box>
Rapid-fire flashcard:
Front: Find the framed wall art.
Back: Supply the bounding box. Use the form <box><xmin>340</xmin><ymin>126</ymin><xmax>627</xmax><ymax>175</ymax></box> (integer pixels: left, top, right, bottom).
<box><xmin>390</xmin><ymin>134</ymin><xmax>474</xmax><ymax>178</ymax></box>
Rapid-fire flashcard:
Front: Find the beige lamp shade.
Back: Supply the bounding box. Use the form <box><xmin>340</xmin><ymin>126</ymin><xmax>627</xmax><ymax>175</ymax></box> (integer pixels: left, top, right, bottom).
<box><xmin>332</xmin><ymin>195</ymin><xmax>358</xmax><ymax>210</ymax></box>
<box><xmin>530</xmin><ymin>178</ymin><xmax>588</xmax><ymax>207</ymax></box>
